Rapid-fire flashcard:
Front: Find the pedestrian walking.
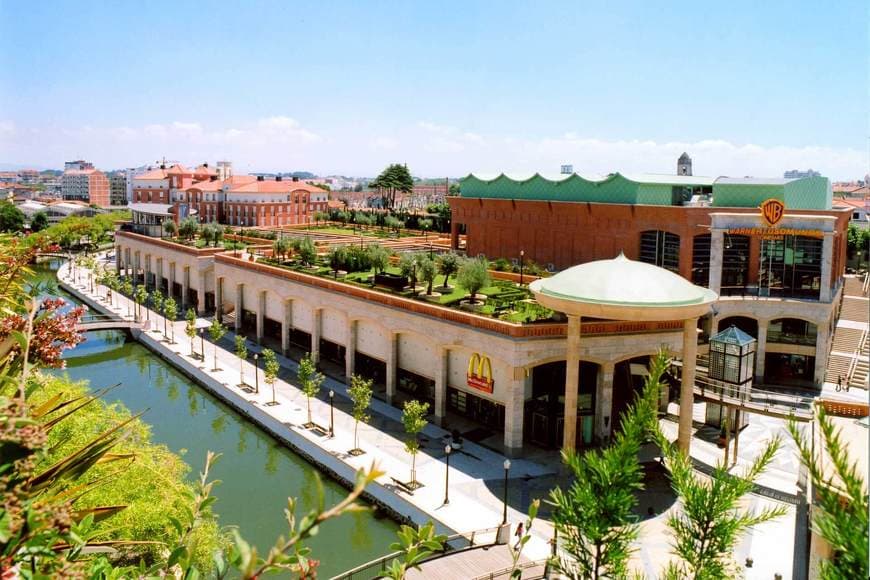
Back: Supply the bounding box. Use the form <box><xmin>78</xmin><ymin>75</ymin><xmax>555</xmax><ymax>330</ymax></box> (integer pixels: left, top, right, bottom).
<box><xmin>514</xmin><ymin>521</ymin><xmax>524</xmax><ymax>550</ymax></box>
<box><xmin>836</xmin><ymin>375</ymin><xmax>843</xmax><ymax>392</ymax></box>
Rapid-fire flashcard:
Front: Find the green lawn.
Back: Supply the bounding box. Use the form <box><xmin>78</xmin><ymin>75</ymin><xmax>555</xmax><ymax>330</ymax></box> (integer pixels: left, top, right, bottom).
<box><xmin>308</xmin><ymin>226</ymin><xmax>416</xmax><ymax>239</ymax></box>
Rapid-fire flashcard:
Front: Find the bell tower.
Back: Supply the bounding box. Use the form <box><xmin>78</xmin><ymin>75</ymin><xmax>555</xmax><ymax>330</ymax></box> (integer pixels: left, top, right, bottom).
<box><xmin>677</xmin><ymin>152</ymin><xmax>692</xmax><ymax>176</ymax></box>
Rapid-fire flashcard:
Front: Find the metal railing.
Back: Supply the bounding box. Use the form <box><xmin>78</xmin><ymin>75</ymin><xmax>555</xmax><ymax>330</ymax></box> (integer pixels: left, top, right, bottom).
<box><xmin>766</xmin><ymin>330</ymin><xmax>817</xmax><ymax>346</ymax></box>
<box><xmin>693</xmin><ymin>375</ymin><xmax>814</xmax><ymax>419</ymax></box>
<box><xmin>331</xmin><ymin>526</ymin><xmax>501</xmax><ymax>580</ymax></box>
<box><xmin>470</xmin><ymin>559</ymin><xmax>549</xmax><ymax>580</ymax></box>
<box><xmin>862</xmin><ymin>272</ymin><xmax>870</xmax><ymax>295</ymax></box>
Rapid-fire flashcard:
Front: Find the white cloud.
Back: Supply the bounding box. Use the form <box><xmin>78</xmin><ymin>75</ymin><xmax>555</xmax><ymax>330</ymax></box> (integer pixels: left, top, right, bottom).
<box><xmin>0</xmin><ymin>117</ymin><xmax>865</xmax><ymax>180</ymax></box>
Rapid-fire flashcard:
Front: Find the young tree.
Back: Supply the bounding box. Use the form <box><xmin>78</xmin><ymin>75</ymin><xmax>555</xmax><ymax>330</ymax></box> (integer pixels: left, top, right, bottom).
<box><xmin>456</xmin><ymin>256</ymin><xmax>490</xmax><ymax>303</ymax></box>
<box><xmin>235</xmin><ymin>334</ymin><xmax>248</xmax><ymax>386</ymax></box>
<box><xmin>297</xmin><ymin>236</ymin><xmax>317</xmax><ymax>266</ymax></box>
<box><xmin>788</xmin><ymin>408</ymin><xmax>868</xmax><ymax>579</ymax></box>
<box><xmin>436</xmin><ymin>252</ymin><xmax>459</xmax><ymax>288</ymax></box>
<box><xmin>212</xmin><ymin>222</ymin><xmax>224</xmax><ymax>247</ymax></box>
<box><xmin>0</xmin><ymin>201</ymin><xmax>25</xmax><ymax>232</ymax></box>
<box><xmin>659</xmin><ymin>433</ymin><xmax>786</xmax><ymax>578</ymax></box>
<box><xmin>549</xmin><ymin>352</ymin><xmax>667</xmax><ymax>579</ymax></box>
<box><xmin>121</xmin><ymin>278</ymin><xmax>133</xmax><ymax>317</ymax></box>
<box><xmin>262</xmin><ymin>348</ymin><xmax>280</xmax><ymax>405</ymax></box>
<box><xmin>134</xmin><ymin>284</ymin><xmax>148</xmax><ymax>322</ymax></box>
<box><xmin>368</xmin><ymin>244</ymin><xmax>390</xmax><ymax>280</ymax></box>
<box><xmin>417</xmin><ymin>218</ymin><xmax>433</xmax><ymax>237</ymax></box>
<box><xmin>178</xmin><ymin>217</ymin><xmax>200</xmax><ymax>241</ymax></box>
<box><xmin>401</xmin><ymin>399</ymin><xmax>429</xmax><ymax>486</ymax></box>
<box><xmin>348</xmin><ymin>374</ymin><xmax>373</xmax><ymax>453</ymax></box>
<box><xmin>163</xmin><ymin>297</ymin><xmax>177</xmax><ymax>343</ymax></box>
<box><xmin>162</xmin><ymin>218</ymin><xmax>177</xmax><ymax>239</ymax></box>
<box><xmin>418</xmin><ymin>255</ymin><xmax>437</xmax><ymax>295</ymax></box>
<box><xmin>151</xmin><ymin>289</ymin><xmax>164</xmax><ymax>333</ymax></box>
<box><xmin>328</xmin><ymin>245</ymin><xmax>348</xmax><ymax>279</ymax></box>
<box><xmin>398</xmin><ymin>253</ymin><xmax>419</xmax><ymax>290</ymax></box>
<box><xmin>208</xmin><ymin>318</ymin><xmax>227</xmax><ymax>372</ymax></box>
<box><xmin>272</xmin><ymin>237</ymin><xmax>292</xmax><ymax>262</ymax></box>
<box><xmin>185</xmin><ymin>308</ymin><xmax>197</xmax><ymax>356</ymax></box>
<box><xmin>297</xmin><ymin>353</ymin><xmax>325</xmax><ymax>427</ymax></box>
<box><xmin>30</xmin><ymin>211</ymin><xmax>49</xmax><ymax>232</ymax></box>
<box><xmin>201</xmin><ymin>223</ymin><xmax>215</xmax><ymax>246</ymax></box>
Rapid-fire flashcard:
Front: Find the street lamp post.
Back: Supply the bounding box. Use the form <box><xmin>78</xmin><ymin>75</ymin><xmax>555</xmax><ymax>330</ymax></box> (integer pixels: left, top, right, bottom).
<box><xmin>253</xmin><ymin>354</ymin><xmax>260</xmax><ymax>394</ymax></box>
<box><xmin>443</xmin><ymin>445</ymin><xmax>452</xmax><ymax>505</ymax></box>
<box><xmin>501</xmin><ymin>459</ymin><xmax>511</xmax><ymax>526</ymax></box>
<box><xmin>519</xmin><ymin>250</ymin><xmax>525</xmax><ymax>286</ymax></box>
<box><xmin>329</xmin><ymin>390</ymin><xmax>335</xmax><ymax>437</ymax></box>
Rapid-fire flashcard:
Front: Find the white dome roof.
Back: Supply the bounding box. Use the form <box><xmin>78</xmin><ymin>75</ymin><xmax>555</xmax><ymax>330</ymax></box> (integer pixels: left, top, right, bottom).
<box><xmin>530</xmin><ymin>253</ymin><xmax>717</xmax><ymax>307</ymax></box>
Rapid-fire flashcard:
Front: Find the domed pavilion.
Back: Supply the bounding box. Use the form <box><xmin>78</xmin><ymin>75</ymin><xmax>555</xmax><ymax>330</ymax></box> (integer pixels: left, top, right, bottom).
<box><xmin>530</xmin><ymin>253</ymin><xmax>718</xmax><ymax>453</ymax></box>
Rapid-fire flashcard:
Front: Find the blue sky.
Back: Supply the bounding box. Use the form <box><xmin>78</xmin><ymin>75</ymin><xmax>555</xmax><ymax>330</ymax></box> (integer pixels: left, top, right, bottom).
<box><xmin>0</xmin><ymin>0</ymin><xmax>866</xmax><ymax>178</ymax></box>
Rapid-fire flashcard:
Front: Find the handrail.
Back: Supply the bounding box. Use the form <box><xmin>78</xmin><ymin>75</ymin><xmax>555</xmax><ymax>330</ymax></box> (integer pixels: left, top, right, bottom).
<box><xmin>846</xmin><ymin>330</ymin><xmax>866</xmax><ymax>388</ymax></box>
<box><xmin>862</xmin><ymin>272</ymin><xmax>869</xmax><ymax>295</ymax></box>
<box><xmin>331</xmin><ymin>526</ymin><xmax>502</xmax><ymax>580</ymax></box>
<box><xmin>692</xmin><ymin>375</ymin><xmax>814</xmax><ymax>419</ymax></box>
<box><xmin>470</xmin><ymin>558</ymin><xmax>549</xmax><ymax>580</ymax></box>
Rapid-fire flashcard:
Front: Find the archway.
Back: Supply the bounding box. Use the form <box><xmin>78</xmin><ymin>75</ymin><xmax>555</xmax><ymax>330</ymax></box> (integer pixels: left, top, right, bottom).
<box><xmin>527</xmin><ymin>360</ymin><xmax>599</xmax><ymax>449</ymax></box>
<box><xmin>717</xmin><ymin>316</ymin><xmax>758</xmax><ymax>338</ymax></box>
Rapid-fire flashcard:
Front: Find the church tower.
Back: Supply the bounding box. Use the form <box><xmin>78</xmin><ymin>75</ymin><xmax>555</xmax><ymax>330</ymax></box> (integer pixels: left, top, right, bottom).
<box><xmin>677</xmin><ymin>152</ymin><xmax>692</xmax><ymax>176</ymax></box>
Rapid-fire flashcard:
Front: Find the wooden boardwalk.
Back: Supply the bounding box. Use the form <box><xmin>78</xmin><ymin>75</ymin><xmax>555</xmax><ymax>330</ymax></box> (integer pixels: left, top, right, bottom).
<box><xmin>405</xmin><ymin>545</ymin><xmax>545</xmax><ymax>579</ymax></box>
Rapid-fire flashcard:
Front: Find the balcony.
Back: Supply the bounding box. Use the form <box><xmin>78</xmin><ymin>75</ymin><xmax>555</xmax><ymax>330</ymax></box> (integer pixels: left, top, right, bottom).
<box><xmin>766</xmin><ymin>330</ymin><xmax>817</xmax><ymax>347</ymax></box>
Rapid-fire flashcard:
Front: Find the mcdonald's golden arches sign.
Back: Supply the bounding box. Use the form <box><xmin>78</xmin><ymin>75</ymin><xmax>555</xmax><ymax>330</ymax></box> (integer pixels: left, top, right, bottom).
<box><xmin>467</xmin><ymin>353</ymin><xmax>494</xmax><ymax>393</ymax></box>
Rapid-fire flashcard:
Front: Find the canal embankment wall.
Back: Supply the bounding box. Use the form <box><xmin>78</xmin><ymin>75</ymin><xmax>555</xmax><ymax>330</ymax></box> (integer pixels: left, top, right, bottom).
<box><xmin>57</xmin><ymin>268</ymin><xmax>457</xmax><ymax>537</ymax></box>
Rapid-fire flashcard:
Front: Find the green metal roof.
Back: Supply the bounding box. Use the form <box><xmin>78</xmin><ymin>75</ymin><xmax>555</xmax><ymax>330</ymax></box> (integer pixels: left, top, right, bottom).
<box><xmin>458</xmin><ymin>172</ymin><xmax>832</xmax><ymax>210</ymax></box>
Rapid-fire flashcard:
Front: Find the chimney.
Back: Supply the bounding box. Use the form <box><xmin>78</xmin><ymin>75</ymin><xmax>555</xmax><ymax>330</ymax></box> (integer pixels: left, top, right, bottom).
<box><xmin>203</xmin><ymin>162</ymin><xmax>208</xmax><ymax>168</ymax></box>
<box><xmin>257</xmin><ymin>175</ymin><xmax>264</xmax><ymax>181</ymax></box>
<box><xmin>292</xmin><ymin>176</ymin><xmax>299</xmax><ymax>182</ymax></box>
<box><xmin>276</xmin><ymin>175</ymin><xmax>283</xmax><ymax>181</ymax></box>
<box><xmin>210</xmin><ymin>176</ymin><xmax>218</xmax><ymax>182</ymax></box>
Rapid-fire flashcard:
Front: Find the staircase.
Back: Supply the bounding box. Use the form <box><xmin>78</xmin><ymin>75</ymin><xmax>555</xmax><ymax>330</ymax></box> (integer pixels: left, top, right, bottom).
<box><xmin>825</xmin><ymin>274</ymin><xmax>870</xmax><ymax>391</ymax></box>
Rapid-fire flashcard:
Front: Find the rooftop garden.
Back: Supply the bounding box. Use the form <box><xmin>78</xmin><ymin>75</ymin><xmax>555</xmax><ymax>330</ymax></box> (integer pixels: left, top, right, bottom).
<box><xmin>257</xmin><ymin>237</ymin><xmax>558</xmax><ymax>324</ymax></box>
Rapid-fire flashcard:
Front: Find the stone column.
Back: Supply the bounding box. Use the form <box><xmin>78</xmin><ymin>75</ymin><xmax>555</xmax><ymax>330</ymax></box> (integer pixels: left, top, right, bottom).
<box><xmin>281</xmin><ymin>300</ymin><xmax>293</xmax><ymax>355</ymax></box>
<box><xmin>168</xmin><ymin>262</ymin><xmax>176</xmax><ymax>300</ymax></box>
<box><xmin>345</xmin><ymin>319</ymin><xmax>357</xmax><ymax>384</ymax></box>
<box><xmin>156</xmin><ymin>258</ymin><xmax>163</xmax><ymax>293</ymax></box>
<box><xmin>563</xmin><ymin>314</ymin><xmax>581</xmax><ymax>451</ymax></box>
<box><xmin>181</xmin><ymin>266</ymin><xmax>190</xmax><ymax>310</ymax></box>
<box><xmin>433</xmin><ymin>347</ymin><xmax>449</xmax><ymax>425</ymax></box>
<box><xmin>678</xmin><ymin>317</ymin><xmax>699</xmax><ymax>454</ymax></box>
<box><xmin>311</xmin><ymin>308</ymin><xmax>322</xmax><ymax>364</ymax></box>
<box><xmin>596</xmin><ymin>362</ymin><xmax>615</xmax><ymax>441</ymax></box>
<box><xmin>755</xmin><ymin>320</ymin><xmax>768</xmax><ymax>381</ymax></box>
<box><xmin>503</xmin><ymin>367</ymin><xmax>528</xmax><ymax>456</ymax></box>
<box><xmin>115</xmin><ymin>247</ymin><xmax>121</xmax><ymax>273</ymax></box>
<box><xmin>197</xmin><ymin>271</ymin><xmax>206</xmax><ymax>314</ymax></box>
<box><xmin>709</xmin><ymin>229</ymin><xmax>724</xmax><ymax>293</ymax></box>
<box><xmin>144</xmin><ymin>254</ymin><xmax>151</xmax><ymax>288</ymax></box>
<box><xmin>133</xmin><ymin>252</ymin><xmax>141</xmax><ymax>286</ymax></box>
<box><xmin>234</xmin><ymin>283</ymin><xmax>244</xmax><ymax>333</ymax></box>
<box><xmin>215</xmin><ymin>277</ymin><xmax>223</xmax><ymax>323</ymax></box>
<box><xmin>256</xmin><ymin>290</ymin><xmax>266</xmax><ymax>344</ymax></box>
<box><xmin>124</xmin><ymin>248</ymin><xmax>131</xmax><ymax>278</ymax></box>
<box><xmin>386</xmin><ymin>332</ymin><xmax>398</xmax><ymax>404</ymax></box>
<box><xmin>819</xmin><ymin>232</ymin><xmax>834</xmax><ymax>302</ymax></box>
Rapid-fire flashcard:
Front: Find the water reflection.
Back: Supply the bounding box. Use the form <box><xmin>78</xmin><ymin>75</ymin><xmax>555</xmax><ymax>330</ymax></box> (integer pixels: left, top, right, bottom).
<box><xmin>31</xmin><ymin>262</ymin><xmax>399</xmax><ymax>576</ymax></box>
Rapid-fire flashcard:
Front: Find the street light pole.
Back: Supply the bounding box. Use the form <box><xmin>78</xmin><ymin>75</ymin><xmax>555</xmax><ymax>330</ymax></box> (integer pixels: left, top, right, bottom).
<box><xmin>443</xmin><ymin>445</ymin><xmax>451</xmax><ymax>505</ymax></box>
<box><xmin>329</xmin><ymin>390</ymin><xmax>335</xmax><ymax>437</ymax></box>
<box><xmin>253</xmin><ymin>353</ymin><xmax>259</xmax><ymax>394</ymax></box>
<box><xmin>519</xmin><ymin>250</ymin><xmax>525</xmax><ymax>286</ymax></box>
<box><xmin>501</xmin><ymin>459</ymin><xmax>511</xmax><ymax>526</ymax></box>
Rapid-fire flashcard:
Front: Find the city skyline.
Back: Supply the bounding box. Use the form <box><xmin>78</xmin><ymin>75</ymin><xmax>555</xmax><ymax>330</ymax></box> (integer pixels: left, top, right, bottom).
<box><xmin>1</xmin><ymin>0</ymin><xmax>866</xmax><ymax>179</ymax></box>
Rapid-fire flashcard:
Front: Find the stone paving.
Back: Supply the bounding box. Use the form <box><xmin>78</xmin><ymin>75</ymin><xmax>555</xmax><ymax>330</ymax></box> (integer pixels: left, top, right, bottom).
<box><xmin>66</xmin><ymin>256</ymin><xmax>802</xmax><ymax>578</ymax></box>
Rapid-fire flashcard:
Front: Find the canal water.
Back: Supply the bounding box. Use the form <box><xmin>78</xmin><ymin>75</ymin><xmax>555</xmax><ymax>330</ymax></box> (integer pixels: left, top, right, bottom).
<box><xmin>31</xmin><ymin>261</ymin><xmax>399</xmax><ymax>576</ymax></box>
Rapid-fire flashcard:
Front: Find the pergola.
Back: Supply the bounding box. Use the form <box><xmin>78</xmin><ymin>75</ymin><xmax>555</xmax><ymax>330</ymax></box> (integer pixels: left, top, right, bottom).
<box><xmin>530</xmin><ymin>253</ymin><xmax>718</xmax><ymax>453</ymax></box>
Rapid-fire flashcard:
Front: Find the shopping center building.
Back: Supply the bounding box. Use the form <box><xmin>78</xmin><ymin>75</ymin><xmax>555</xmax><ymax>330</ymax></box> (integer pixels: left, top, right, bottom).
<box><xmin>449</xmin><ymin>169</ymin><xmax>849</xmax><ymax>391</ymax></box>
<box><xmin>113</xmin><ymin>162</ymin><xmax>848</xmax><ymax>456</ymax></box>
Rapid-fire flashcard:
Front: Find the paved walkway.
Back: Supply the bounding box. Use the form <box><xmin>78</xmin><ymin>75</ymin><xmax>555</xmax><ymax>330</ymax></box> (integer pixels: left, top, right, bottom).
<box><xmin>66</xmin><ymin>256</ymin><xmax>802</xmax><ymax>579</ymax></box>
